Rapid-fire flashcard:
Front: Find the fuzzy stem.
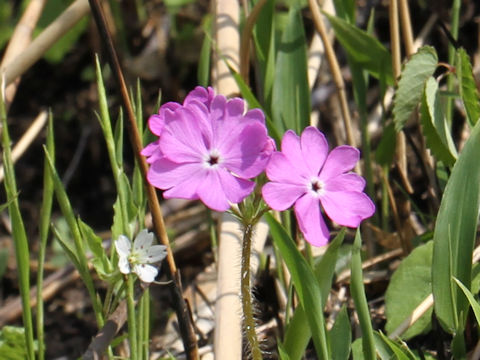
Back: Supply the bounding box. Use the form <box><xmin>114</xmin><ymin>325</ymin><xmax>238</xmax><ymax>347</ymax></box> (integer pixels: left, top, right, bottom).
<box><xmin>126</xmin><ymin>274</ymin><xmax>138</xmax><ymax>360</ymax></box>
<box><xmin>241</xmin><ymin>222</ymin><xmax>263</xmax><ymax>360</ymax></box>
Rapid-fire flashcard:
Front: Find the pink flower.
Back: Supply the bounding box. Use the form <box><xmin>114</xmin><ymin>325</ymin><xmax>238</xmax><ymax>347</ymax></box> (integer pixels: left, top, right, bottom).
<box><xmin>142</xmin><ymin>86</ymin><xmax>274</xmax><ymax>212</ymax></box>
<box><xmin>262</xmin><ymin>126</ymin><xmax>375</xmax><ymax>246</ymax></box>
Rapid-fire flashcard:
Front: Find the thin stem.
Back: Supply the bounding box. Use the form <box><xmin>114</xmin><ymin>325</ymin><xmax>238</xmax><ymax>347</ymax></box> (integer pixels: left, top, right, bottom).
<box><xmin>36</xmin><ymin>112</ymin><xmax>54</xmax><ymax>360</ymax></box>
<box><xmin>126</xmin><ymin>274</ymin><xmax>138</xmax><ymax>360</ymax></box>
<box><xmin>87</xmin><ymin>0</ymin><xmax>198</xmax><ymax>357</ymax></box>
<box><xmin>241</xmin><ymin>222</ymin><xmax>263</xmax><ymax>360</ymax></box>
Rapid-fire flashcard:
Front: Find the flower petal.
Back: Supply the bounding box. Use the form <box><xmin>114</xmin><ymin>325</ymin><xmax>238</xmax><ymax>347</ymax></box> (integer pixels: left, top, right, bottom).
<box><xmin>301</xmin><ymin>126</ymin><xmax>329</xmax><ymax>175</ymax></box>
<box><xmin>265</xmin><ymin>152</ymin><xmax>305</xmax><ymax>184</ymax></box>
<box><xmin>324</xmin><ymin>173</ymin><xmax>366</xmax><ymax>193</ymax></box>
<box><xmin>319</xmin><ymin>145</ymin><xmax>359</xmax><ymax>181</ymax></box>
<box><xmin>145</xmin><ymin>245</ymin><xmax>167</xmax><ymax>263</ymax></box>
<box><xmin>147</xmin><ymin>159</ymin><xmax>203</xmax><ymax>197</ymax></box>
<box><xmin>115</xmin><ymin>235</ymin><xmax>131</xmax><ymax>257</ymax></box>
<box><xmin>294</xmin><ymin>194</ymin><xmax>330</xmax><ymax>246</ymax></box>
<box><xmin>159</xmin><ymin>108</ymin><xmax>209</xmax><ymax>162</ymax></box>
<box><xmin>196</xmin><ymin>170</ymin><xmax>231</xmax><ymax>211</ymax></box>
<box><xmin>134</xmin><ymin>264</ymin><xmax>158</xmax><ymax>283</ymax></box>
<box><xmin>118</xmin><ymin>256</ymin><xmax>131</xmax><ymax>274</ymax></box>
<box><xmin>281</xmin><ymin>130</ymin><xmax>311</xmax><ymax>178</ymax></box>
<box><xmin>217</xmin><ymin>169</ymin><xmax>255</xmax><ymax>204</ymax></box>
<box><xmin>243</xmin><ymin>108</ymin><xmax>266</xmax><ymax>125</ymax></box>
<box><xmin>262</xmin><ymin>182</ymin><xmax>306</xmax><ymax>211</ymax></box>
<box><xmin>320</xmin><ymin>190</ymin><xmax>375</xmax><ymax>227</ymax></box>
<box><xmin>184</xmin><ymin>86</ymin><xmax>215</xmax><ymax>107</ymax></box>
<box><xmin>133</xmin><ymin>230</ymin><xmax>154</xmax><ymax>253</ymax></box>
<box><xmin>221</xmin><ymin>123</ymin><xmax>271</xmax><ymax>178</ymax></box>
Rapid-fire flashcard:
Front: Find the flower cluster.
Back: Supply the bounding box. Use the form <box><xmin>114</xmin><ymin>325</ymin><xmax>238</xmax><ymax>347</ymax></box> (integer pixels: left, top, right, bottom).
<box><xmin>115</xmin><ymin>230</ymin><xmax>167</xmax><ymax>283</ymax></box>
<box><xmin>142</xmin><ymin>86</ymin><xmax>375</xmax><ymax>246</ymax></box>
<box><xmin>142</xmin><ymin>86</ymin><xmax>274</xmax><ymax>212</ymax></box>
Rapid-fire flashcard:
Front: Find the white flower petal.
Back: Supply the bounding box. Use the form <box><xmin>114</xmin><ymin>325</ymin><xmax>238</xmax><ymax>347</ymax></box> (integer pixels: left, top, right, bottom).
<box><xmin>118</xmin><ymin>256</ymin><xmax>131</xmax><ymax>274</ymax></box>
<box><xmin>115</xmin><ymin>235</ymin><xmax>132</xmax><ymax>257</ymax></box>
<box><xmin>145</xmin><ymin>245</ymin><xmax>167</xmax><ymax>263</ymax></box>
<box><xmin>134</xmin><ymin>264</ymin><xmax>158</xmax><ymax>283</ymax></box>
<box><xmin>133</xmin><ymin>230</ymin><xmax>154</xmax><ymax>253</ymax></box>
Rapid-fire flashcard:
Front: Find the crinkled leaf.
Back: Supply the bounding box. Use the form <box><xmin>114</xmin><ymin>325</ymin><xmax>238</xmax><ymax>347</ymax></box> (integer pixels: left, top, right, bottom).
<box><xmin>385</xmin><ymin>241</ymin><xmax>433</xmax><ymax>339</ymax></box>
<box><xmin>393</xmin><ymin>46</ymin><xmax>438</xmax><ymax>131</ymax></box>
<box><xmin>420</xmin><ymin>77</ymin><xmax>457</xmax><ymax>166</ymax></box>
<box><xmin>323</xmin><ymin>13</ymin><xmax>393</xmax><ymax>85</ymax></box>
<box><xmin>457</xmin><ymin>48</ymin><xmax>480</xmax><ymax>127</ymax></box>
<box><xmin>432</xmin><ymin>118</ymin><xmax>480</xmax><ymax>333</ymax></box>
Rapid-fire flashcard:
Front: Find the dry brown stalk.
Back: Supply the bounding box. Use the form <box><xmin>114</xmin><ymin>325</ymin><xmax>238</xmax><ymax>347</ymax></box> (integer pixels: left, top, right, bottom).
<box><xmin>1</xmin><ymin>0</ymin><xmax>91</xmax><ymax>88</ymax></box>
<box><xmin>0</xmin><ymin>0</ymin><xmax>47</xmax><ymax>111</ymax></box>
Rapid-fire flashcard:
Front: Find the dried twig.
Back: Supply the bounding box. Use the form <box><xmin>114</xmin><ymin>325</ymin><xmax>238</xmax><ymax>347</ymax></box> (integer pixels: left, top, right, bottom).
<box><xmin>0</xmin><ymin>110</ymin><xmax>48</xmax><ymax>183</ymax></box>
<box><xmin>1</xmin><ymin>0</ymin><xmax>90</xmax><ymax>87</ymax></box>
<box><xmin>0</xmin><ymin>0</ymin><xmax>47</xmax><ymax>111</ymax></box>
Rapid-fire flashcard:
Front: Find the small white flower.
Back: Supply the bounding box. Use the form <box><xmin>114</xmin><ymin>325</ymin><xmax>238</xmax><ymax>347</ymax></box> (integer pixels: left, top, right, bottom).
<box><xmin>114</xmin><ymin>229</ymin><xmax>167</xmax><ymax>283</ymax></box>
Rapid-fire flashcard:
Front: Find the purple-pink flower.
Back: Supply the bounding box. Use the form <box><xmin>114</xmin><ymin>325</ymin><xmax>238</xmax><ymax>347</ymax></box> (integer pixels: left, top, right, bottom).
<box><xmin>142</xmin><ymin>86</ymin><xmax>274</xmax><ymax>212</ymax></box>
<box><xmin>262</xmin><ymin>126</ymin><xmax>375</xmax><ymax>246</ymax></box>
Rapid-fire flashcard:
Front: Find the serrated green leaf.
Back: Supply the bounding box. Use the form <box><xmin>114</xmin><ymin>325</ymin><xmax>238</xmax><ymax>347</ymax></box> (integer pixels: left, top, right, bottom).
<box><xmin>271</xmin><ymin>7</ymin><xmax>310</xmax><ymax>134</ymax></box>
<box><xmin>385</xmin><ymin>241</ymin><xmax>433</xmax><ymax>339</ymax></box>
<box><xmin>330</xmin><ymin>306</ymin><xmax>351</xmax><ymax>360</ymax></box>
<box><xmin>420</xmin><ymin>77</ymin><xmax>457</xmax><ymax>166</ymax></box>
<box><xmin>323</xmin><ymin>12</ymin><xmax>393</xmax><ymax>85</ymax></box>
<box><xmin>432</xmin><ymin>117</ymin><xmax>480</xmax><ymax>333</ymax></box>
<box><xmin>393</xmin><ymin>46</ymin><xmax>438</xmax><ymax>131</ymax></box>
<box><xmin>457</xmin><ymin>48</ymin><xmax>480</xmax><ymax>127</ymax></box>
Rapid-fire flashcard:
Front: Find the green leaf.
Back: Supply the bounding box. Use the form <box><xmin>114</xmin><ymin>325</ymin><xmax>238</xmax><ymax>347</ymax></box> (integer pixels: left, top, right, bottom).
<box><xmin>283</xmin><ymin>230</ymin><xmax>345</xmax><ymax>360</ymax></box>
<box><xmin>393</xmin><ymin>46</ymin><xmax>438</xmax><ymax>131</ymax></box>
<box><xmin>432</xmin><ymin>117</ymin><xmax>480</xmax><ymax>333</ymax></box>
<box><xmin>420</xmin><ymin>77</ymin><xmax>457</xmax><ymax>166</ymax></box>
<box><xmin>0</xmin><ymin>326</ymin><xmax>37</xmax><ymax>360</ymax></box>
<box><xmin>265</xmin><ymin>212</ymin><xmax>329</xmax><ymax>359</ymax></box>
<box><xmin>385</xmin><ymin>241</ymin><xmax>434</xmax><ymax>339</ymax></box>
<box><xmin>330</xmin><ymin>306</ymin><xmax>351</xmax><ymax>360</ymax></box>
<box><xmin>78</xmin><ymin>219</ymin><xmax>112</xmax><ymax>278</ymax></box>
<box><xmin>454</xmin><ymin>277</ymin><xmax>480</xmax><ymax>327</ymax></box>
<box><xmin>350</xmin><ymin>230</ymin><xmax>375</xmax><ymax>360</ymax></box>
<box><xmin>271</xmin><ymin>7</ymin><xmax>310</xmax><ymax>134</ymax></box>
<box><xmin>323</xmin><ymin>12</ymin><xmax>393</xmax><ymax>85</ymax></box>
<box><xmin>198</xmin><ymin>14</ymin><xmax>212</xmax><ymax>87</ymax></box>
<box><xmin>375</xmin><ymin>123</ymin><xmax>396</xmax><ymax>166</ymax></box>
<box><xmin>457</xmin><ymin>48</ymin><xmax>480</xmax><ymax>127</ymax></box>
<box><xmin>374</xmin><ymin>332</ymin><xmax>416</xmax><ymax>360</ymax></box>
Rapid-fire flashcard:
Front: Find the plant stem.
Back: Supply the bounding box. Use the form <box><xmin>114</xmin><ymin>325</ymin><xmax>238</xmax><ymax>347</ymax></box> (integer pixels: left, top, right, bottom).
<box><xmin>87</xmin><ymin>0</ymin><xmax>198</xmax><ymax>357</ymax></box>
<box><xmin>126</xmin><ymin>274</ymin><xmax>138</xmax><ymax>360</ymax></box>
<box><xmin>241</xmin><ymin>221</ymin><xmax>263</xmax><ymax>360</ymax></box>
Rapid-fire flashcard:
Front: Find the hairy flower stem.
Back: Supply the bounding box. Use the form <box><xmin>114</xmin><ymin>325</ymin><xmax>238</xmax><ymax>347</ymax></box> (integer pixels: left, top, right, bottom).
<box><xmin>241</xmin><ymin>221</ymin><xmax>263</xmax><ymax>360</ymax></box>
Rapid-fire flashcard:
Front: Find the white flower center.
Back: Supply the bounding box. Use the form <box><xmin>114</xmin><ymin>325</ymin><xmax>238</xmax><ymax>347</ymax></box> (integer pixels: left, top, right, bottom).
<box><xmin>203</xmin><ymin>149</ymin><xmax>222</xmax><ymax>169</ymax></box>
<box><xmin>308</xmin><ymin>177</ymin><xmax>325</xmax><ymax>197</ymax></box>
